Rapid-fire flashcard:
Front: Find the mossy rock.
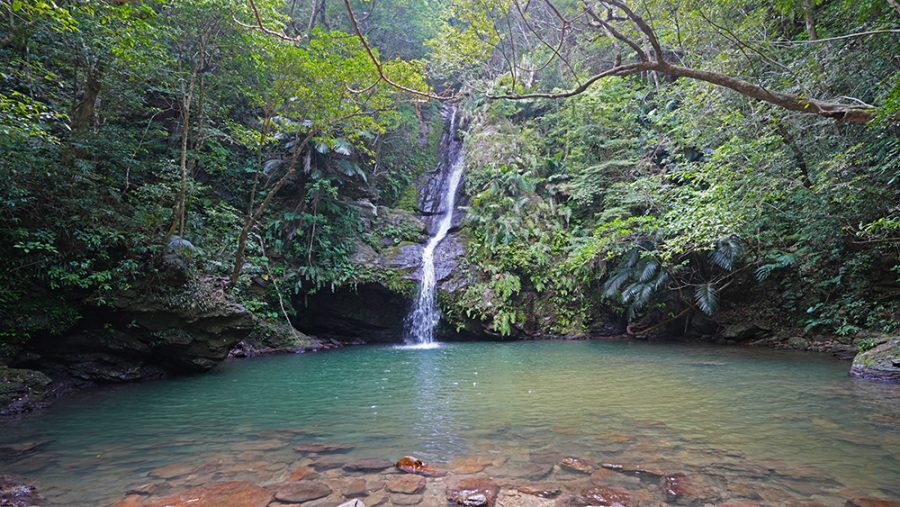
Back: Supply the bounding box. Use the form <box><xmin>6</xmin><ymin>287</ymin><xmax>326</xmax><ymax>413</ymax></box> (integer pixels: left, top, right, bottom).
<box><xmin>851</xmin><ymin>338</ymin><xmax>900</xmax><ymax>382</ymax></box>
<box><xmin>0</xmin><ymin>366</ymin><xmax>52</xmax><ymax>416</ymax></box>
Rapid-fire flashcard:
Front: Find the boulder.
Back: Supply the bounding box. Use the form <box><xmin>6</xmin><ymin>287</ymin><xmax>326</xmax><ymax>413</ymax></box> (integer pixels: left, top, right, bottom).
<box><xmin>22</xmin><ymin>276</ymin><xmax>254</xmax><ymax>385</ymax></box>
<box><xmin>851</xmin><ymin>338</ymin><xmax>900</xmax><ymax>382</ymax></box>
<box><xmin>721</xmin><ymin>322</ymin><xmax>771</xmax><ymax>341</ymax></box>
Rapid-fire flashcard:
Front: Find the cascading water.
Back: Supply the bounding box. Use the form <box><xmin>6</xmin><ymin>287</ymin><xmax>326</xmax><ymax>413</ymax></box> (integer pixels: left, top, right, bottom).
<box><xmin>403</xmin><ymin>106</ymin><xmax>465</xmax><ymax>348</ymax></box>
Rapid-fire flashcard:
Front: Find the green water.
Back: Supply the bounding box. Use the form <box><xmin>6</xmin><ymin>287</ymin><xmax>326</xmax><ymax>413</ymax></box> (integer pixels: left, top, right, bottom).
<box><xmin>2</xmin><ymin>341</ymin><xmax>899</xmax><ymax>506</ymax></box>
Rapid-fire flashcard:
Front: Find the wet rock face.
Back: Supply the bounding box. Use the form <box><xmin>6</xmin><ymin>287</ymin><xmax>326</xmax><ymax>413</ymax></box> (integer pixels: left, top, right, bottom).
<box><xmin>292</xmin><ymin>283</ymin><xmax>411</xmax><ymax>342</ymax></box>
<box><xmin>851</xmin><ymin>338</ymin><xmax>900</xmax><ymax>382</ymax></box>
<box><xmin>377</xmin><ymin>234</ymin><xmax>466</xmax><ymax>290</ymax></box>
<box><xmin>23</xmin><ymin>276</ymin><xmax>253</xmax><ymax>383</ymax></box>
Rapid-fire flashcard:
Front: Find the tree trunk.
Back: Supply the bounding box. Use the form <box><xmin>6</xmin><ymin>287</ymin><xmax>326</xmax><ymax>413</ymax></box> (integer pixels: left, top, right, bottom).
<box><xmin>801</xmin><ymin>0</ymin><xmax>818</xmax><ymax>40</ymax></box>
<box><xmin>773</xmin><ymin>120</ymin><xmax>812</xmax><ymax>188</ymax></box>
<box><xmin>168</xmin><ymin>67</ymin><xmax>197</xmax><ymax>239</ymax></box>
<box><xmin>71</xmin><ymin>63</ymin><xmax>103</xmax><ymax>134</ymax></box>
<box><xmin>229</xmin><ymin>134</ymin><xmax>311</xmax><ymax>288</ymax></box>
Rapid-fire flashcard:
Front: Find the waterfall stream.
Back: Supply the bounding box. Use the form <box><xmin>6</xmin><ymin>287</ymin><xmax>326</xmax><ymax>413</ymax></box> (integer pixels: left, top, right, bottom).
<box><xmin>403</xmin><ymin>106</ymin><xmax>465</xmax><ymax>347</ymax></box>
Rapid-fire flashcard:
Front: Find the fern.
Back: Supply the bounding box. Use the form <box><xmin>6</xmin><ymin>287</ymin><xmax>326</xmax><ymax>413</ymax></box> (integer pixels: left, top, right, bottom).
<box><xmin>710</xmin><ymin>236</ymin><xmax>744</xmax><ymax>271</ymax></box>
<box><xmin>755</xmin><ymin>253</ymin><xmax>797</xmax><ymax>281</ymax></box>
<box><xmin>694</xmin><ymin>284</ymin><xmax>719</xmax><ymax>315</ymax></box>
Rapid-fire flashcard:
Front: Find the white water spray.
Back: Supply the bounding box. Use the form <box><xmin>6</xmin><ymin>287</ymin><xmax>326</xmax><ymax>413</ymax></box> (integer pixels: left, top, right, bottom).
<box><xmin>402</xmin><ymin>107</ymin><xmax>465</xmax><ymax>348</ymax></box>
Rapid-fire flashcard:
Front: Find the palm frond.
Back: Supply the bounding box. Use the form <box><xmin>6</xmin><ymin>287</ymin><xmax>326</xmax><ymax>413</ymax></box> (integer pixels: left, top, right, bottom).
<box><xmin>694</xmin><ymin>283</ymin><xmax>719</xmax><ymax>315</ymax></box>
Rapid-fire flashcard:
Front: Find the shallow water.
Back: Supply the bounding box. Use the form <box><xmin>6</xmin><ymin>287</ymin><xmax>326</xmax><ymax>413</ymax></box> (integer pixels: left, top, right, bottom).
<box><xmin>2</xmin><ymin>340</ymin><xmax>899</xmax><ymax>506</ymax></box>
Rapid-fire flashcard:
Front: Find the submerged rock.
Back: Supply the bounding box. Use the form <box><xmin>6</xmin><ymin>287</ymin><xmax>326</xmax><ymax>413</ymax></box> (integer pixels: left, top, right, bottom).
<box><xmin>569</xmin><ymin>486</ymin><xmax>632</xmax><ymax>506</ymax></box>
<box><xmin>660</xmin><ymin>473</ymin><xmax>717</xmax><ymax>502</ymax></box>
<box><xmin>274</xmin><ymin>481</ymin><xmax>333</xmax><ymax>503</ymax></box>
<box><xmin>344</xmin><ymin>458</ymin><xmax>393</xmax><ymax>473</ymax></box>
<box><xmin>845</xmin><ymin>499</ymin><xmax>900</xmax><ymax>507</ymax></box>
<box><xmin>446</xmin><ymin>476</ymin><xmax>500</xmax><ymax>507</ymax></box>
<box><xmin>0</xmin><ymin>475</ymin><xmax>45</xmax><ymax>507</ymax></box>
<box><xmin>559</xmin><ymin>457</ymin><xmax>596</xmax><ymax>474</ymax></box>
<box><xmin>395</xmin><ymin>456</ymin><xmax>442</xmax><ymax>476</ymax></box>
<box><xmin>850</xmin><ymin>338</ymin><xmax>900</xmax><ymax>382</ymax></box>
<box><xmin>122</xmin><ymin>481</ymin><xmax>272</xmax><ymax>507</ymax></box>
<box><xmin>386</xmin><ymin>475</ymin><xmax>426</xmax><ymax>495</ymax></box>
<box><xmin>517</xmin><ymin>485</ymin><xmax>561</xmax><ymax>498</ymax></box>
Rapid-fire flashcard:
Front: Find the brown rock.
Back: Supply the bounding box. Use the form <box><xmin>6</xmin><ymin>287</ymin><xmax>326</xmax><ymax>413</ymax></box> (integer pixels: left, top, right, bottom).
<box><xmin>274</xmin><ymin>481</ymin><xmax>333</xmax><ymax>503</ymax></box>
<box><xmin>139</xmin><ymin>481</ymin><xmax>273</xmax><ymax>507</ymax></box>
<box><xmin>578</xmin><ymin>486</ymin><xmax>632</xmax><ymax>506</ymax></box>
<box><xmin>367</xmin><ymin>493</ymin><xmax>390</xmax><ymax>506</ymax></box>
<box><xmin>392</xmin><ymin>493</ymin><xmax>424</xmax><ymax>505</ymax></box>
<box><xmin>449</xmin><ymin>456</ymin><xmax>501</xmax><ymax>475</ymax></box>
<box><xmin>559</xmin><ymin>457</ymin><xmax>595</xmax><ymax>474</ymax></box>
<box><xmin>845</xmin><ymin>500</ymin><xmax>900</xmax><ymax>507</ymax></box>
<box><xmin>395</xmin><ymin>455</ymin><xmax>443</xmax><ymax>476</ymax></box>
<box><xmin>387</xmin><ymin>474</ymin><xmax>427</xmax><ymax>494</ymax></box>
<box><xmin>288</xmin><ymin>466</ymin><xmax>320</xmax><ymax>481</ymax></box>
<box><xmin>590</xmin><ymin>468</ymin><xmax>618</xmax><ymax>482</ymax></box>
<box><xmin>660</xmin><ymin>473</ymin><xmax>717</xmax><ymax>502</ymax></box>
<box><xmin>344</xmin><ymin>478</ymin><xmax>368</xmax><ymax>498</ymax></box>
<box><xmin>718</xmin><ymin>501</ymin><xmax>763</xmax><ymax>507</ymax></box>
<box><xmin>517</xmin><ymin>485</ymin><xmax>561</xmax><ymax>498</ymax></box>
<box><xmin>343</xmin><ymin>458</ymin><xmax>393</xmax><ymax>473</ymax></box>
<box><xmin>111</xmin><ymin>494</ymin><xmax>144</xmax><ymax>507</ymax></box>
<box><xmin>311</xmin><ymin>456</ymin><xmax>347</xmax><ymax>471</ymax></box>
<box><xmin>447</xmin><ymin>476</ymin><xmax>500</xmax><ymax>506</ymax></box>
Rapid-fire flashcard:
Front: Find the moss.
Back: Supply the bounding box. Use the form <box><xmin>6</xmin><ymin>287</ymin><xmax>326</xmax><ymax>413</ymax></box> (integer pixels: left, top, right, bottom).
<box><xmin>0</xmin><ymin>366</ymin><xmax>52</xmax><ymax>414</ymax></box>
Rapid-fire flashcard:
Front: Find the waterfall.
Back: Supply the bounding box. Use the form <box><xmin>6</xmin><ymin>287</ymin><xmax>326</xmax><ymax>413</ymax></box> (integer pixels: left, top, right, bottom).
<box><xmin>403</xmin><ymin>106</ymin><xmax>465</xmax><ymax>348</ymax></box>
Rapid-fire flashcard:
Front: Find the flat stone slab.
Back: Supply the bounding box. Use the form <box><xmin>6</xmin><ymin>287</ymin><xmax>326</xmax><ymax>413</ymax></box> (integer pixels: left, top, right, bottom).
<box><xmin>387</xmin><ymin>475</ymin><xmax>426</xmax><ymax>494</ymax></box>
<box><xmin>274</xmin><ymin>481</ymin><xmax>333</xmax><ymax>503</ymax></box>
<box><xmin>135</xmin><ymin>481</ymin><xmax>273</xmax><ymax>507</ymax></box>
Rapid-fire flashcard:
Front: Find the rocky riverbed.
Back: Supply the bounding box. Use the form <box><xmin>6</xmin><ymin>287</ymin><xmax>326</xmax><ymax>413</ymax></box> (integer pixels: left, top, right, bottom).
<box><xmin>4</xmin><ymin>431</ymin><xmax>899</xmax><ymax>507</ymax></box>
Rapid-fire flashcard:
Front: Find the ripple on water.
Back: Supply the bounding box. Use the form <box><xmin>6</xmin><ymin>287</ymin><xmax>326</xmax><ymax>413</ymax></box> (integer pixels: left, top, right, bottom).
<box><xmin>1</xmin><ymin>341</ymin><xmax>898</xmax><ymax>506</ymax></box>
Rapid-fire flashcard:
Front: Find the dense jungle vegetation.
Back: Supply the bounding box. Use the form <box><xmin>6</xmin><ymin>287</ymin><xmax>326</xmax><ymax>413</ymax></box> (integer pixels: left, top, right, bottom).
<box><xmin>1</xmin><ymin>0</ymin><xmax>898</xmax><ymax>360</ymax></box>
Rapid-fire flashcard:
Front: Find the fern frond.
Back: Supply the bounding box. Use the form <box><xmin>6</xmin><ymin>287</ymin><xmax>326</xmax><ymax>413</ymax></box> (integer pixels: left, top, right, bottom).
<box><xmin>710</xmin><ymin>236</ymin><xmax>744</xmax><ymax>271</ymax></box>
<box><xmin>694</xmin><ymin>284</ymin><xmax>719</xmax><ymax>315</ymax></box>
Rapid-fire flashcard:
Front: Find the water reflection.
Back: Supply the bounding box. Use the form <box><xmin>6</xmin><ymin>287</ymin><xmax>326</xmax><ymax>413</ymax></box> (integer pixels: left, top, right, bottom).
<box><xmin>1</xmin><ymin>341</ymin><xmax>898</xmax><ymax>506</ymax></box>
